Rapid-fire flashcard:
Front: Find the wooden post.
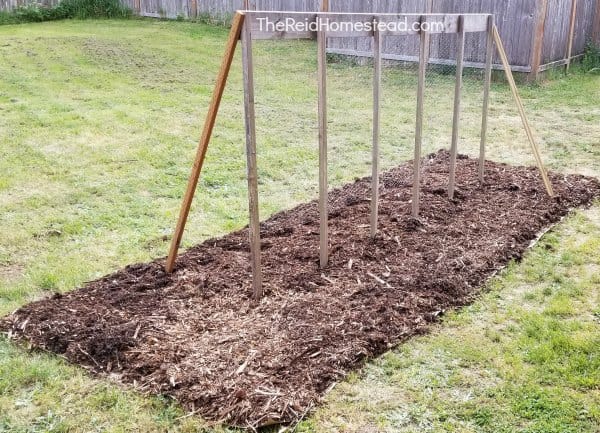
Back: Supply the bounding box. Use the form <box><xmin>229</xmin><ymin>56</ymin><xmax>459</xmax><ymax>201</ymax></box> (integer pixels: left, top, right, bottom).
<box><xmin>493</xmin><ymin>25</ymin><xmax>554</xmax><ymax>197</ymax></box>
<box><xmin>448</xmin><ymin>15</ymin><xmax>465</xmax><ymax>200</ymax></box>
<box><xmin>529</xmin><ymin>0</ymin><xmax>548</xmax><ymax>82</ymax></box>
<box><xmin>565</xmin><ymin>0</ymin><xmax>578</xmax><ymax>73</ymax></box>
<box><xmin>593</xmin><ymin>0</ymin><xmax>600</xmax><ymax>44</ymax></box>
<box><xmin>165</xmin><ymin>13</ymin><xmax>245</xmax><ymax>274</ymax></box>
<box><xmin>242</xmin><ymin>17</ymin><xmax>263</xmax><ymax>300</ymax></box>
<box><xmin>479</xmin><ymin>14</ymin><xmax>494</xmax><ymax>183</ymax></box>
<box><xmin>412</xmin><ymin>14</ymin><xmax>430</xmax><ymax>217</ymax></box>
<box><xmin>189</xmin><ymin>0</ymin><xmax>197</xmax><ymax>18</ymax></box>
<box><xmin>317</xmin><ymin>11</ymin><xmax>328</xmax><ymax>268</ymax></box>
<box><xmin>370</xmin><ymin>24</ymin><xmax>382</xmax><ymax>237</ymax></box>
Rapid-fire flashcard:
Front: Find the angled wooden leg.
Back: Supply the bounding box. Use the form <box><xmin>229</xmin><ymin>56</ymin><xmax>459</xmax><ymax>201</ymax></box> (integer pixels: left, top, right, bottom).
<box><xmin>165</xmin><ymin>12</ymin><xmax>245</xmax><ymax>273</ymax></box>
<box><xmin>492</xmin><ymin>25</ymin><xmax>554</xmax><ymax>197</ymax></box>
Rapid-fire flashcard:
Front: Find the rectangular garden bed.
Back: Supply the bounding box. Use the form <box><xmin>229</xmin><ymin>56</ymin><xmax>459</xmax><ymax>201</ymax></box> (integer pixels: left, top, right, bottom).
<box><xmin>2</xmin><ymin>150</ymin><xmax>599</xmax><ymax>428</ymax></box>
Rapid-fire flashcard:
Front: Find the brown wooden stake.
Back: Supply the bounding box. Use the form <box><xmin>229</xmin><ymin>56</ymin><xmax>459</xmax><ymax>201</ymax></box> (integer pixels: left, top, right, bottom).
<box><xmin>241</xmin><ymin>17</ymin><xmax>263</xmax><ymax>300</ymax></box>
<box><xmin>412</xmin><ymin>15</ymin><xmax>430</xmax><ymax>218</ymax></box>
<box><xmin>565</xmin><ymin>0</ymin><xmax>578</xmax><ymax>73</ymax></box>
<box><xmin>320</xmin><ymin>0</ymin><xmax>329</xmax><ymax>12</ymax></box>
<box><xmin>492</xmin><ymin>25</ymin><xmax>554</xmax><ymax>197</ymax></box>
<box><xmin>593</xmin><ymin>0</ymin><xmax>600</xmax><ymax>44</ymax></box>
<box><xmin>448</xmin><ymin>15</ymin><xmax>465</xmax><ymax>200</ymax></box>
<box><xmin>165</xmin><ymin>12</ymin><xmax>245</xmax><ymax>274</ymax></box>
<box><xmin>370</xmin><ymin>25</ymin><xmax>382</xmax><ymax>238</ymax></box>
<box><xmin>317</xmin><ymin>23</ymin><xmax>328</xmax><ymax>268</ymax></box>
<box><xmin>479</xmin><ymin>14</ymin><xmax>494</xmax><ymax>183</ymax></box>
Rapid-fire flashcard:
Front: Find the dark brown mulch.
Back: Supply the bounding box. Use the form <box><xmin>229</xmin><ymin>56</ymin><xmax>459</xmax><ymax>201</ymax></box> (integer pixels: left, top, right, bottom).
<box><xmin>2</xmin><ymin>150</ymin><xmax>599</xmax><ymax>428</ymax></box>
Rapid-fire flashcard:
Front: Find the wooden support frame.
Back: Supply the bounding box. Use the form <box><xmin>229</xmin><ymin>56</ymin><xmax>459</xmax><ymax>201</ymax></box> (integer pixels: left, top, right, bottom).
<box><xmin>448</xmin><ymin>16</ymin><xmax>465</xmax><ymax>199</ymax></box>
<box><xmin>242</xmin><ymin>13</ymin><xmax>263</xmax><ymax>300</ymax></box>
<box><xmin>479</xmin><ymin>14</ymin><xmax>494</xmax><ymax>182</ymax></box>
<box><xmin>165</xmin><ymin>12</ymin><xmax>245</xmax><ymax>274</ymax></box>
<box><xmin>317</xmin><ymin>3</ymin><xmax>329</xmax><ymax>268</ymax></box>
<box><xmin>412</xmin><ymin>15</ymin><xmax>430</xmax><ymax>218</ymax></box>
<box><xmin>166</xmin><ymin>11</ymin><xmax>555</xmax><ymax>301</ymax></box>
<box><xmin>493</xmin><ymin>25</ymin><xmax>554</xmax><ymax>197</ymax></box>
<box><xmin>370</xmin><ymin>23</ymin><xmax>382</xmax><ymax>236</ymax></box>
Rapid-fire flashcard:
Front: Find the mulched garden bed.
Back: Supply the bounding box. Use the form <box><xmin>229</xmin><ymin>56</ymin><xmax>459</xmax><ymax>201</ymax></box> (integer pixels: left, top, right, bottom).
<box><xmin>2</xmin><ymin>150</ymin><xmax>600</xmax><ymax>428</ymax></box>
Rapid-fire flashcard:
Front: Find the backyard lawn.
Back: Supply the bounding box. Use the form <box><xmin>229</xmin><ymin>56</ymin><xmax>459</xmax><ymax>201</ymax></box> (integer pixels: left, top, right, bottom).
<box><xmin>0</xmin><ymin>18</ymin><xmax>599</xmax><ymax>432</ymax></box>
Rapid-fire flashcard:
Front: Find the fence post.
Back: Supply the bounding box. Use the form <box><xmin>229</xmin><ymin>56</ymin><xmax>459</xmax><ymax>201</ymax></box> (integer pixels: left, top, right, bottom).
<box><xmin>593</xmin><ymin>0</ymin><xmax>600</xmax><ymax>45</ymax></box>
<box><xmin>565</xmin><ymin>0</ymin><xmax>578</xmax><ymax>72</ymax></box>
<box><xmin>528</xmin><ymin>0</ymin><xmax>548</xmax><ymax>82</ymax></box>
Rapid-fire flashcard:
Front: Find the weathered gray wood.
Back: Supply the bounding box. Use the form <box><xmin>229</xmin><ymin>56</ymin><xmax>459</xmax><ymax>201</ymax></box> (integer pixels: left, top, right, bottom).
<box><xmin>479</xmin><ymin>14</ymin><xmax>494</xmax><ymax>183</ymax></box>
<box><xmin>412</xmin><ymin>15</ymin><xmax>430</xmax><ymax>218</ymax></box>
<box><xmin>166</xmin><ymin>12</ymin><xmax>245</xmax><ymax>273</ymax></box>
<box><xmin>317</xmin><ymin>24</ymin><xmax>328</xmax><ymax>268</ymax></box>
<box><xmin>448</xmin><ymin>16</ymin><xmax>465</xmax><ymax>200</ymax></box>
<box><xmin>246</xmin><ymin>12</ymin><xmax>491</xmax><ymax>40</ymax></box>
<box><xmin>370</xmin><ymin>24</ymin><xmax>382</xmax><ymax>237</ymax></box>
<box><xmin>493</xmin><ymin>25</ymin><xmax>554</xmax><ymax>197</ymax></box>
<box><xmin>565</xmin><ymin>0</ymin><xmax>578</xmax><ymax>72</ymax></box>
<box><xmin>242</xmin><ymin>17</ymin><xmax>263</xmax><ymax>299</ymax></box>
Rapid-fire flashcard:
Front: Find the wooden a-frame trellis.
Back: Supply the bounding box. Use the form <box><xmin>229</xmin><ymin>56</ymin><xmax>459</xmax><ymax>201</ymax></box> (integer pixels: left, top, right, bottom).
<box><xmin>164</xmin><ymin>9</ymin><xmax>554</xmax><ymax>300</ymax></box>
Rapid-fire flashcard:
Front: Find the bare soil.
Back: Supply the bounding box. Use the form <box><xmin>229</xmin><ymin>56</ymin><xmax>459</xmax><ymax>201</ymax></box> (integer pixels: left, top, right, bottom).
<box><xmin>2</xmin><ymin>151</ymin><xmax>599</xmax><ymax>428</ymax></box>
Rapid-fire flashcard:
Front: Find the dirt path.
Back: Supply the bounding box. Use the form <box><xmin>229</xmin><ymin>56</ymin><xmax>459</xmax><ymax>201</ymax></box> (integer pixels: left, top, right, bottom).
<box><xmin>2</xmin><ymin>150</ymin><xmax>599</xmax><ymax>428</ymax></box>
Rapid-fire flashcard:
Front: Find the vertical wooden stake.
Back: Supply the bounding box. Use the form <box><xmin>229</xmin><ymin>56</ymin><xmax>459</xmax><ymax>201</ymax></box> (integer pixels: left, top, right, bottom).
<box><xmin>448</xmin><ymin>15</ymin><xmax>465</xmax><ymax>200</ymax></box>
<box><xmin>479</xmin><ymin>14</ymin><xmax>494</xmax><ymax>183</ymax></box>
<box><xmin>370</xmin><ymin>25</ymin><xmax>382</xmax><ymax>237</ymax></box>
<box><xmin>565</xmin><ymin>0</ymin><xmax>578</xmax><ymax>73</ymax></box>
<box><xmin>317</xmin><ymin>23</ymin><xmax>328</xmax><ymax>268</ymax></box>
<box><xmin>242</xmin><ymin>17</ymin><xmax>263</xmax><ymax>300</ymax></box>
<box><xmin>492</xmin><ymin>25</ymin><xmax>554</xmax><ymax>197</ymax></box>
<box><xmin>165</xmin><ymin>12</ymin><xmax>245</xmax><ymax>274</ymax></box>
<box><xmin>412</xmin><ymin>16</ymin><xmax>430</xmax><ymax>218</ymax></box>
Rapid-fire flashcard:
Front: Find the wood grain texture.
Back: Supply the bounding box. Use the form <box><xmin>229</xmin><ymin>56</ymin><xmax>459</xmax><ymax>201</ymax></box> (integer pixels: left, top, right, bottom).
<box><xmin>370</xmin><ymin>24</ymin><xmax>382</xmax><ymax>237</ymax></box>
<box><xmin>529</xmin><ymin>0</ymin><xmax>548</xmax><ymax>81</ymax></box>
<box><xmin>448</xmin><ymin>15</ymin><xmax>465</xmax><ymax>200</ymax></box>
<box><xmin>242</xmin><ymin>16</ymin><xmax>263</xmax><ymax>299</ymax></box>
<box><xmin>317</xmin><ymin>23</ymin><xmax>328</xmax><ymax>268</ymax></box>
<box><xmin>479</xmin><ymin>14</ymin><xmax>494</xmax><ymax>183</ymax></box>
<box><xmin>166</xmin><ymin>12</ymin><xmax>245</xmax><ymax>273</ymax></box>
<box><xmin>493</xmin><ymin>25</ymin><xmax>554</xmax><ymax>197</ymax></box>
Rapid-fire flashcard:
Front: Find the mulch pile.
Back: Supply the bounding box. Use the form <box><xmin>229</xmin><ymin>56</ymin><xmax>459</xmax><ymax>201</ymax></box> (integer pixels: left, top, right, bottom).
<box><xmin>2</xmin><ymin>150</ymin><xmax>599</xmax><ymax>428</ymax></box>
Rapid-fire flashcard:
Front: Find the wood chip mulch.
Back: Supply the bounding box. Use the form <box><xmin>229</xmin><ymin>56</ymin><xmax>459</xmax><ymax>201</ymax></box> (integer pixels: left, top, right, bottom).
<box><xmin>2</xmin><ymin>150</ymin><xmax>599</xmax><ymax>428</ymax></box>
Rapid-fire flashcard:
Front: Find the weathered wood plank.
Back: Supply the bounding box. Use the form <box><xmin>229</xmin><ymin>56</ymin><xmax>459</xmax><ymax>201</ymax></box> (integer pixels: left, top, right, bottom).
<box><xmin>317</xmin><ymin>24</ymin><xmax>328</xmax><ymax>268</ymax></box>
<box><xmin>479</xmin><ymin>14</ymin><xmax>494</xmax><ymax>183</ymax></box>
<box><xmin>241</xmin><ymin>16</ymin><xmax>264</xmax><ymax>300</ymax></box>
<box><xmin>448</xmin><ymin>15</ymin><xmax>465</xmax><ymax>200</ymax></box>
<box><xmin>370</xmin><ymin>24</ymin><xmax>382</xmax><ymax>237</ymax></box>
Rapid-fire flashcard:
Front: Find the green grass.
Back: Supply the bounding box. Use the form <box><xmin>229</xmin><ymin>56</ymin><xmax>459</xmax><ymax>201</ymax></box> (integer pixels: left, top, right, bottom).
<box><xmin>0</xmin><ymin>19</ymin><xmax>599</xmax><ymax>432</ymax></box>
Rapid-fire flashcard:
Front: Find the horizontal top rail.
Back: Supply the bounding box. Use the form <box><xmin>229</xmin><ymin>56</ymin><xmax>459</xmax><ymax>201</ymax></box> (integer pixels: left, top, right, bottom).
<box><xmin>241</xmin><ymin>11</ymin><xmax>491</xmax><ymax>39</ymax></box>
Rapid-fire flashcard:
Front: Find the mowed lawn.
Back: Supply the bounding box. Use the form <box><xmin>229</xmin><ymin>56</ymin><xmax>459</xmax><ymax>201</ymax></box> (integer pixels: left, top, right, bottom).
<box><xmin>0</xmin><ymin>18</ymin><xmax>599</xmax><ymax>432</ymax></box>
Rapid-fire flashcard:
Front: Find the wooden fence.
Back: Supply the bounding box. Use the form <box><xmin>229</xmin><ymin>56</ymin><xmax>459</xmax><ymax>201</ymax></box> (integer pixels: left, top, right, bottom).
<box><xmin>3</xmin><ymin>0</ymin><xmax>599</xmax><ymax>79</ymax></box>
<box><xmin>123</xmin><ymin>0</ymin><xmax>600</xmax><ymax>78</ymax></box>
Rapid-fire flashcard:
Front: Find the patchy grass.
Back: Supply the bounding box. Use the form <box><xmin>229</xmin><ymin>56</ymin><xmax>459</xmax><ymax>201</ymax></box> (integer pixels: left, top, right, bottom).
<box><xmin>304</xmin><ymin>206</ymin><xmax>600</xmax><ymax>433</ymax></box>
<box><xmin>0</xmin><ymin>19</ymin><xmax>599</xmax><ymax>432</ymax></box>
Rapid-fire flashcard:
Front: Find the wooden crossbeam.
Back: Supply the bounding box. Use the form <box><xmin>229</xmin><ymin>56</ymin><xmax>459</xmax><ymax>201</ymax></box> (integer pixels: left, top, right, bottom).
<box><xmin>246</xmin><ymin>12</ymin><xmax>491</xmax><ymax>40</ymax></box>
<box><xmin>165</xmin><ymin>12</ymin><xmax>245</xmax><ymax>274</ymax></box>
